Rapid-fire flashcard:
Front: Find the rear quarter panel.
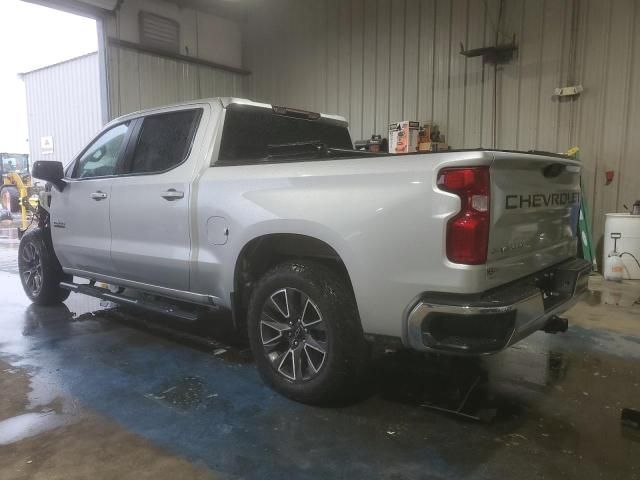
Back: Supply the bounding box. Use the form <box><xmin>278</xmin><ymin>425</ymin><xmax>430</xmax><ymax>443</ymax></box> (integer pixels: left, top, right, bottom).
<box><xmin>192</xmin><ymin>151</ymin><xmax>494</xmax><ymax>339</ymax></box>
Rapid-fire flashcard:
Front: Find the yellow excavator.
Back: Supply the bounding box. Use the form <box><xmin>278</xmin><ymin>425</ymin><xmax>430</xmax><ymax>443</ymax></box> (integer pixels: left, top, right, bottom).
<box><xmin>0</xmin><ymin>153</ymin><xmax>40</xmax><ymax>234</ymax></box>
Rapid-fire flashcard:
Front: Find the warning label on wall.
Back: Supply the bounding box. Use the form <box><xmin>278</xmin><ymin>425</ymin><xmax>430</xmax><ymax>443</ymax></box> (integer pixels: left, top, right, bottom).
<box><xmin>41</xmin><ymin>136</ymin><xmax>54</xmax><ymax>155</ymax></box>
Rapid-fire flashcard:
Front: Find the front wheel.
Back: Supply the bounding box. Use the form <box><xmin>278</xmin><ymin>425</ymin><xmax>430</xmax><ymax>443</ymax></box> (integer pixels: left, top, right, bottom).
<box><xmin>18</xmin><ymin>228</ymin><xmax>71</xmax><ymax>305</ymax></box>
<box><xmin>247</xmin><ymin>261</ymin><xmax>369</xmax><ymax>405</ymax></box>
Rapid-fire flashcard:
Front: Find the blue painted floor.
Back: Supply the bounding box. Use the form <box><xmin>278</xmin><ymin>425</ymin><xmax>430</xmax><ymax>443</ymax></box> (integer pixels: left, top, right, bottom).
<box><xmin>0</xmin><ymin>241</ymin><xmax>639</xmax><ymax>479</ymax></box>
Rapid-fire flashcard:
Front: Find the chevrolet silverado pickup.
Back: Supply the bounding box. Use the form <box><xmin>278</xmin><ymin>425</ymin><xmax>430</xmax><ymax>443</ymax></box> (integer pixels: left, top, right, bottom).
<box><xmin>19</xmin><ymin>97</ymin><xmax>591</xmax><ymax>404</ymax></box>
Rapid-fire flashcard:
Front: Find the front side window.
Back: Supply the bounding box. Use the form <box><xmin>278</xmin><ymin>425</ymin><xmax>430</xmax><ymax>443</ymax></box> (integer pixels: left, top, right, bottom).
<box><xmin>126</xmin><ymin>109</ymin><xmax>200</xmax><ymax>175</ymax></box>
<box><xmin>72</xmin><ymin>123</ymin><xmax>130</xmax><ymax>179</ymax></box>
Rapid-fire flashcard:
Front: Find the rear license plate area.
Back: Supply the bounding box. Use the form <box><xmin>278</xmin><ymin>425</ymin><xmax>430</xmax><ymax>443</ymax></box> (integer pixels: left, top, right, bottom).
<box><xmin>533</xmin><ymin>259</ymin><xmax>591</xmax><ymax>311</ymax></box>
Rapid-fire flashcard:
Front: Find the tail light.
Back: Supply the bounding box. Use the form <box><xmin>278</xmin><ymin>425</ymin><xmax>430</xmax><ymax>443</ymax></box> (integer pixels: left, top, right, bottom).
<box><xmin>437</xmin><ymin>167</ymin><xmax>490</xmax><ymax>265</ymax></box>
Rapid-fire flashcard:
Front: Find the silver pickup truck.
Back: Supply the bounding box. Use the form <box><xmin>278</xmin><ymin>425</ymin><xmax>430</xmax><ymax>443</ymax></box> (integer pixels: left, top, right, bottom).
<box><xmin>20</xmin><ymin>97</ymin><xmax>591</xmax><ymax>404</ymax></box>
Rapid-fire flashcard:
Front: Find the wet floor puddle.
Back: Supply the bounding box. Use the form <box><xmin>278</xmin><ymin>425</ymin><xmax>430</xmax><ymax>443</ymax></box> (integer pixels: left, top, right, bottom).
<box><xmin>585</xmin><ymin>289</ymin><xmax>639</xmax><ymax>307</ymax></box>
<box><xmin>0</xmin><ymin>360</ymin><xmax>79</xmax><ymax>446</ymax></box>
<box><xmin>0</xmin><ymin>411</ymin><xmax>74</xmax><ymax>445</ymax></box>
<box><xmin>145</xmin><ymin>376</ymin><xmax>218</xmax><ymax>411</ymax></box>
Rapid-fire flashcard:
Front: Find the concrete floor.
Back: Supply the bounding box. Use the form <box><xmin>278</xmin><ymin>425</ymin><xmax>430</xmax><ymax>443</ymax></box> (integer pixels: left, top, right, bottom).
<box><xmin>0</xmin><ymin>237</ymin><xmax>639</xmax><ymax>479</ymax></box>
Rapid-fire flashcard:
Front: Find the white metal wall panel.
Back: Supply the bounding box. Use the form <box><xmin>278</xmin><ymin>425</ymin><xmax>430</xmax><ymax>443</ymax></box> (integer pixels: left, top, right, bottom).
<box><xmin>448</xmin><ymin>0</ymin><xmax>468</xmax><ymax>148</ymax></box>
<box><xmin>107</xmin><ymin>43</ymin><xmax>245</xmax><ymax>118</ymax></box>
<box><xmin>374</xmin><ymin>0</ymin><xmax>391</xmax><ymax>135</ymax></box>
<box><xmin>113</xmin><ymin>46</ymin><xmax>142</xmax><ymax>114</ymax></box>
<box><xmin>177</xmin><ymin>62</ymin><xmax>199</xmax><ymax>102</ymax></box>
<box><xmin>243</xmin><ymin>0</ymin><xmax>640</xmax><ymax>255</ymax></box>
<box><xmin>481</xmin><ymin>0</ymin><xmax>501</xmax><ymax>149</ymax></box>
<box><xmin>620</xmin><ymin>2</ymin><xmax>640</xmax><ymax>227</ymax></box>
<box><xmin>337</xmin><ymin>0</ymin><xmax>352</xmax><ymax>129</ymax></box>
<box><xmin>497</xmin><ymin>0</ymin><xmax>523</xmax><ymax>149</ymax></box>
<box><xmin>464</xmin><ymin>0</ymin><xmax>485</xmax><ymax>148</ymax></box>
<box><xmin>325</xmin><ymin>0</ymin><xmax>339</xmax><ymax>114</ymax></box>
<box><xmin>573</xmin><ymin>0</ymin><xmax>639</xmax><ymax>245</ymax></box>
<box><xmin>388</xmin><ymin>0</ymin><xmax>405</xmax><ymax>130</ymax></box>
<box><xmin>432</xmin><ymin>0</ymin><xmax>451</xmax><ymax>139</ymax></box>
<box><xmin>198</xmin><ymin>66</ymin><xmax>242</xmax><ymax>99</ymax></box>
<box><xmin>417</xmin><ymin>0</ymin><xmax>436</xmax><ymax>131</ymax></box>
<box><xmin>536</xmin><ymin>0</ymin><xmax>567</xmax><ymax>153</ymax></box>
<box><xmin>22</xmin><ymin>53</ymin><xmax>102</xmax><ymax>164</ymax></box>
<box><xmin>516</xmin><ymin>0</ymin><xmax>543</xmax><ymax>151</ymax></box>
<box><xmin>243</xmin><ymin>0</ymin><xmax>510</xmax><ymax>145</ymax></box>
<box><xmin>594</xmin><ymin>0</ymin><xmax>632</xmax><ymax>241</ymax></box>
<box><xmin>361</xmin><ymin>0</ymin><xmax>377</xmax><ymax>139</ymax></box>
<box><xmin>350</xmin><ymin>0</ymin><xmax>365</xmax><ymax>141</ymax></box>
<box><xmin>572</xmin><ymin>0</ymin><xmax>605</xmax><ymax>242</ymax></box>
<box><xmin>403</xmin><ymin>0</ymin><xmax>420</xmax><ymax>125</ymax></box>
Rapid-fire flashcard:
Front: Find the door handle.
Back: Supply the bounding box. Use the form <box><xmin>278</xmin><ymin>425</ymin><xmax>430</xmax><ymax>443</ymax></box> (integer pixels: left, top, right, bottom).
<box><xmin>161</xmin><ymin>189</ymin><xmax>184</xmax><ymax>201</ymax></box>
<box><xmin>90</xmin><ymin>191</ymin><xmax>108</xmax><ymax>201</ymax></box>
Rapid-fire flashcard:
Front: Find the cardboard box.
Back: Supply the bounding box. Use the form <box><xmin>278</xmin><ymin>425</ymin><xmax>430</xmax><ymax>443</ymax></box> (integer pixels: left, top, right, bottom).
<box><xmin>419</xmin><ymin>123</ymin><xmax>433</xmax><ymax>143</ymax></box>
<box><xmin>418</xmin><ymin>142</ymin><xmax>449</xmax><ymax>152</ymax></box>
<box><xmin>389</xmin><ymin>121</ymin><xmax>420</xmax><ymax>154</ymax></box>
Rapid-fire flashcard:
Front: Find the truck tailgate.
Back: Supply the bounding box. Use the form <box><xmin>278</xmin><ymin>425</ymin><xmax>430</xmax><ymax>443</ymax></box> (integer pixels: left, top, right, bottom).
<box><xmin>487</xmin><ymin>151</ymin><xmax>581</xmax><ymax>285</ymax></box>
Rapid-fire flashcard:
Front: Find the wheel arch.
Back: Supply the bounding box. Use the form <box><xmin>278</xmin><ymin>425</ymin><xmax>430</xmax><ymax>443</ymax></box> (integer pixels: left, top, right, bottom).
<box><xmin>231</xmin><ymin>233</ymin><xmax>359</xmax><ymax>332</ymax></box>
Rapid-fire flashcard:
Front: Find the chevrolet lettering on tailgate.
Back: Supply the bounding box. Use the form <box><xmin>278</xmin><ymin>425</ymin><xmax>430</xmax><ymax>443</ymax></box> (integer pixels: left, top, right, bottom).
<box><xmin>505</xmin><ymin>192</ymin><xmax>580</xmax><ymax>210</ymax></box>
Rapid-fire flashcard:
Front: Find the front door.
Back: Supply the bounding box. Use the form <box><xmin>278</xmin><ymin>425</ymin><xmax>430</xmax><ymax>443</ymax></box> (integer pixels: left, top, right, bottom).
<box><xmin>51</xmin><ymin>122</ymin><xmax>133</xmax><ymax>276</ymax></box>
<box><xmin>109</xmin><ymin>107</ymin><xmax>204</xmax><ymax>292</ymax></box>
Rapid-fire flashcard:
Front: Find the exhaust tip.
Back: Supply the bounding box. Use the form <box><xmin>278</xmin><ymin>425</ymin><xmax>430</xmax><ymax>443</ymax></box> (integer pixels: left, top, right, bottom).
<box><xmin>542</xmin><ymin>315</ymin><xmax>569</xmax><ymax>334</ymax></box>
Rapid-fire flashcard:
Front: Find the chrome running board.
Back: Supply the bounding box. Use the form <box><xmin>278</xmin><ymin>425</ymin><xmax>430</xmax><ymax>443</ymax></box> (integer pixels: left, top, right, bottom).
<box><xmin>60</xmin><ymin>281</ymin><xmax>200</xmax><ymax>322</ymax></box>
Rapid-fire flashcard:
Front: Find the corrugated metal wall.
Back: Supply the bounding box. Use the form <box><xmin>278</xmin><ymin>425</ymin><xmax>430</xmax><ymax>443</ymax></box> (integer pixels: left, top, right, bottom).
<box><xmin>573</xmin><ymin>0</ymin><xmax>640</xmax><ymax>250</ymax></box>
<box><xmin>107</xmin><ymin>43</ymin><xmax>245</xmax><ymax>118</ymax></box>
<box><xmin>22</xmin><ymin>52</ymin><xmax>102</xmax><ymax>164</ymax></box>
<box><xmin>244</xmin><ymin>0</ymin><xmax>524</xmax><ymax>146</ymax></box>
<box><xmin>243</xmin><ymin>0</ymin><xmax>640</xmax><ymax>252</ymax></box>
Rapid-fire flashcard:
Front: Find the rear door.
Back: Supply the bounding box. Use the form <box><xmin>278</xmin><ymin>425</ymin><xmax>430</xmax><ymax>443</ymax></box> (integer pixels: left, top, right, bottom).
<box><xmin>51</xmin><ymin>122</ymin><xmax>133</xmax><ymax>276</ymax></box>
<box><xmin>487</xmin><ymin>151</ymin><xmax>582</xmax><ymax>284</ymax></box>
<box><xmin>109</xmin><ymin>107</ymin><xmax>204</xmax><ymax>291</ymax></box>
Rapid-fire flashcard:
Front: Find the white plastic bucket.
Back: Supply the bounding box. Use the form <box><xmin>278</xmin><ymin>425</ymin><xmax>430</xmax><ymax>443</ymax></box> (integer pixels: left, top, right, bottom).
<box><xmin>603</xmin><ymin>213</ymin><xmax>640</xmax><ymax>280</ymax></box>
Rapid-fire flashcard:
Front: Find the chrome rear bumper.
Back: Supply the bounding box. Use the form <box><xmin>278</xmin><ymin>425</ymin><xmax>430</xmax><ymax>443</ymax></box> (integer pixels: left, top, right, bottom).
<box><xmin>406</xmin><ymin>258</ymin><xmax>592</xmax><ymax>355</ymax></box>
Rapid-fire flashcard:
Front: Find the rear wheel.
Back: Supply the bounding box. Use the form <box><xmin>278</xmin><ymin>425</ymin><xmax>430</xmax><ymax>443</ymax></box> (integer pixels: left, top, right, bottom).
<box><xmin>247</xmin><ymin>260</ymin><xmax>369</xmax><ymax>404</ymax></box>
<box><xmin>0</xmin><ymin>185</ymin><xmax>19</xmax><ymax>213</ymax></box>
<box><xmin>18</xmin><ymin>228</ymin><xmax>71</xmax><ymax>305</ymax></box>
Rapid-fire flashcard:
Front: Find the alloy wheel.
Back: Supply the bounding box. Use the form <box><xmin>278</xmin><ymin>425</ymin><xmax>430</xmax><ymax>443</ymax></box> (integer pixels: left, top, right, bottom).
<box><xmin>21</xmin><ymin>243</ymin><xmax>43</xmax><ymax>296</ymax></box>
<box><xmin>260</xmin><ymin>287</ymin><xmax>328</xmax><ymax>382</ymax></box>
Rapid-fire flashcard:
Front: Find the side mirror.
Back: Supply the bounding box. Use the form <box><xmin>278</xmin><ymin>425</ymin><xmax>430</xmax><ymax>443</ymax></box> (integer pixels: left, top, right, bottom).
<box><xmin>31</xmin><ymin>161</ymin><xmax>66</xmax><ymax>191</ymax></box>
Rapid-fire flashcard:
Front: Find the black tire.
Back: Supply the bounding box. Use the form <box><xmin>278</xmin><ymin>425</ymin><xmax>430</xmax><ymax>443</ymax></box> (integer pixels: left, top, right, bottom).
<box><xmin>0</xmin><ymin>185</ymin><xmax>19</xmax><ymax>213</ymax></box>
<box><xmin>247</xmin><ymin>260</ymin><xmax>370</xmax><ymax>405</ymax></box>
<box><xmin>18</xmin><ymin>227</ymin><xmax>71</xmax><ymax>305</ymax></box>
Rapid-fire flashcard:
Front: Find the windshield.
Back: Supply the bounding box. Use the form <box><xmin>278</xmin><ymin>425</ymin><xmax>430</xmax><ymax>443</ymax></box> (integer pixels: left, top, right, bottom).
<box><xmin>1</xmin><ymin>154</ymin><xmax>29</xmax><ymax>175</ymax></box>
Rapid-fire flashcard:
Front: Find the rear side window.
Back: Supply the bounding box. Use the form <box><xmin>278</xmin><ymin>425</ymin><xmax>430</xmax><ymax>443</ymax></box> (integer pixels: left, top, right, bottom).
<box><xmin>127</xmin><ymin>109</ymin><xmax>201</xmax><ymax>174</ymax></box>
<box><xmin>218</xmin><ymin>105</ymin><xmax>353</xmax><ymax>165</ymax></box>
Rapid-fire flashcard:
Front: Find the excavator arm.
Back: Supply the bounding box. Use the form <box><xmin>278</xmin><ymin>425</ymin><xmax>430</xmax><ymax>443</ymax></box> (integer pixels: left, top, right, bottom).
<box><xmin>2</xmin><ymin>172</ymin><xmax>36</xmax><ymax>233</ymax></box>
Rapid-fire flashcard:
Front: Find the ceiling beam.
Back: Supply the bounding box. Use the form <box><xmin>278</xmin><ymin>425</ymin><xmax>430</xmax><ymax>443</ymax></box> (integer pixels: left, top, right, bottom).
<box><xmin>166</xmin><ymin>0</ymin><xmax>246</xmax><ymax>22</ymax></box>
<box><xmin>21</xmin><ymin>0</ymin><xmax>119</xmax><ymax>19</ymax></box>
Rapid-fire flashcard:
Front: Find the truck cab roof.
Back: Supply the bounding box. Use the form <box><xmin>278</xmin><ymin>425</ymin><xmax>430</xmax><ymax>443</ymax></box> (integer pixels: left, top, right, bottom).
<box><xmin>109</xmin><ymin>97</ymin><xmax>348</xmax><ymax>128</ymax></box>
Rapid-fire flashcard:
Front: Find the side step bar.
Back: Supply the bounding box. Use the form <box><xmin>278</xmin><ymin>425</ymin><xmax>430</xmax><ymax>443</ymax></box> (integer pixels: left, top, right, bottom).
<box><xmin>60</xmin><ymin>281</ymin><xmax>200</xmax><ymax>322</ymax></box>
